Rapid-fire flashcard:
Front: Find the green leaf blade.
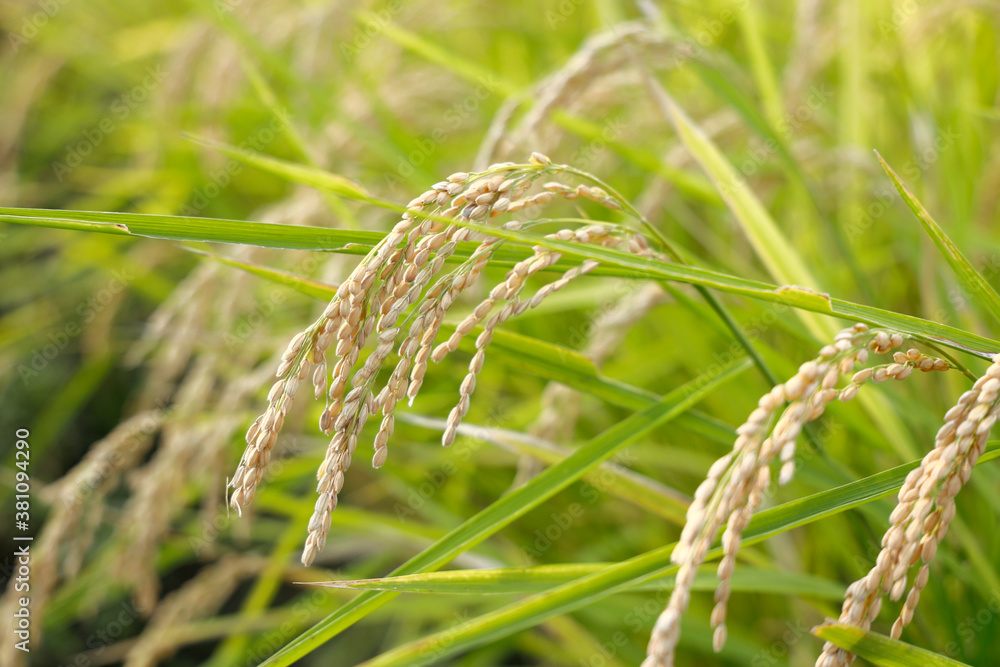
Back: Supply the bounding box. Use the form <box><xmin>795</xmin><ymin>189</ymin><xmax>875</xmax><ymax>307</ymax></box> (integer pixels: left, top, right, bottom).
<box><xmin>5</xmin><ymin>205</ymin><xmax>999</xmax><ymax>358</ymax></box>
<box><xmin>876</xmin><ymin>151</ymin><xmax>1000</xmax><ymax>328</ymax></box>
<box><xmin>349</xmin><ymin>445</ymin><xmax>1000</xmax><ymax>667</ymax></box>
<box><xmin>321</xmin><ymin>564</ymin><xmax>845</xmax><ymax>600</ymax></box>
<box><xmin>258</xmin><ymin>359</ymin><xmax>753</xmax><ymax>666</ymax></box>
<box><xmin>813</xmin><ymin>622</ymin><xmax>973</xmax><ymax>667</ymax></box>
<box><xmin>183</xmin><ymin>134</ymin><xmax>372</xmax><ymax>201</ymax></box>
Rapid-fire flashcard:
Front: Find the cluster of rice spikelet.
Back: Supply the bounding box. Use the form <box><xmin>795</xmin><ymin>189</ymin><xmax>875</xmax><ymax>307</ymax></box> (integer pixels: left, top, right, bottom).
<box><xmin>644</xmin><ymin>323</ymin><xmax>955</xmax><ymax>667</ymax></box>
<box><xmin>815</xmin><ymin>352</ymin><xmax>1000</xmax><ymax>666</ymax></box>
<box><xmin>0</xmin><ymin>411</ymin><xmax>163</xmax><ymax>667</ymax></box>
<box><xmin>124</xmin><ymin>555</ymin><xmax>266</xmax><ymax>667</ymax></box>
<box><xmin>229</xmin><ymin>154</ymin><xmax>654</xmax><ymax>565</ymax></box>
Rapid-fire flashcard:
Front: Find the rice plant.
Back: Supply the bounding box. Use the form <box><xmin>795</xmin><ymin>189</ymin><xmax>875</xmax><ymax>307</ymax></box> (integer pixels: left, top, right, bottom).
<box><xmin>2</xmin><ymin>2</ymin><xmax>1000</xmax><ymax>666</ymax></box>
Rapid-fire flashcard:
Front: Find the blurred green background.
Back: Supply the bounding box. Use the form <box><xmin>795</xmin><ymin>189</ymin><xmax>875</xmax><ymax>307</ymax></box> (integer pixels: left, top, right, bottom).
<box><xmin>2</xmin><ymin>1</ymin><xmax>1000</xmax><ymax>665</ymax></box>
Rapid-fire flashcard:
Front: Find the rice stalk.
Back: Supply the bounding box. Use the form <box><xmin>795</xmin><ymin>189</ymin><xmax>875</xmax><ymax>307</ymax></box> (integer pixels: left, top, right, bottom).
<box><xmin>123</xmin><ymin>555</ymin><xmax>267</xmax><ymax>667</ymax></box>
<box><xmin>643</xmin><ymin>323</ymin><xmax>954</xmax><ymax>667</ymax></box>
<box><xmin>815</xmin><ymin>354</ymin><xmax>1000</xmax><ymax>666</ymax></box>
<box><xmin>228</xmin><ymin>154</ymin><xmax>660</xmax><ymax>566</ymax></box>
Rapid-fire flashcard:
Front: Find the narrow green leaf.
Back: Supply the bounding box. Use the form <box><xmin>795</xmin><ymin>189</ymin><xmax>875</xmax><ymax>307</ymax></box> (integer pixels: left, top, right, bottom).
<box><xmin>182</xmin><ymin>134</ymin><xmax>372</xmax><ymax>200</ymax></box>
<box><xmin>350</xmin><ymin>445</ymin><xmax>1000</xmax><ymax>667</ymax></box>
<box><xmin>876</xmin><ymin>151</ymin><xmax>1000</xmax><ymax>327</ymax></box>
<box><xmin>169</xmin><ymin>248</ymin><xmax>727</xmax><ymax>451</ymax></box>
<box><xmin>184</xmin><ymin>247</ymin><xmax>339</xmax><ymax>301</ymax></box>
<box><xmin>733</xmin><ymin>2</ymin><xmax>784</xmax><ymax>130</ymax></box>
<box><xmin>812</xmin><ymin>622</ymin><xmax>973</xmax><ymax>667</ymax></box>
<box><xmin>4</xmin><ymin>206</ymin><xmax>998</xmax><ymax>357</ymax></box>
<box><xmin>233</xmin><ymin>52</ymin><xmax>360</xmax><ymax>229</ymax></box>
<box><xmin>0</xmin><ymin>212</ymin><xmax>130</xmax><ymax>236</ymax></box>
<box><xmin>438</xmin><ymin>324</ymin><xmax>726</xmax><ymax>447</ymax></box>
<box><xmin>259</xmin><ymin>359</ymin><xmax>752</xmax><ymax>666</ymax></box>
<box><xmin>401</xmin><ymin>211</ymin><xmax>1000</xmax><ymax>359</ymax></box>
<box><xmin>370</xmin><ymin>18</ymin><xmax>518</xmax><ymax>96</ymax></box>
<box><xmin>323</xmin><ymin>565</ymin><xmax>845</xmax><ymax>600</ymax></box>
<box><xmin>645</xmin><ymin>78</ymin><xmax>830</xmax><ymax>340</ymax></box>
<box><xmin>0</xmin><ymin>207</ymin><xmax>382</xmax><ymax>251</ymax></box>
<box><xmin>399</xmin><ymin>414</ymin><xmax>691</xmax><ymax>525</ymax></box>
<box><xmin>550</xmin><ymin>110</ymin><xmax>723</xmax><ymax>206</ymax></box>
<box><xmin>0</xmin><ymin>207</ymin><xmax>601</xmax><ymax>273</ymax></box>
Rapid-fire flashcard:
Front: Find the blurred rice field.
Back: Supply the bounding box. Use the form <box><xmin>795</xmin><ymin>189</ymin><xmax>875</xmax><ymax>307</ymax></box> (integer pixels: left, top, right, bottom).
<box><xmin>2</xmin><ymin>1</ymin><xmax>1000</xmax><ymax>666</ymax></box>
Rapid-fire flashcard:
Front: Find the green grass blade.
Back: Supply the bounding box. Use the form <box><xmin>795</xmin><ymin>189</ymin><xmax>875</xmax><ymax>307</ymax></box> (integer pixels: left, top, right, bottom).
<box><xmin>690</xmin><ymin>62</ymin><xmax>793</xmax><ymax>170</ymax></box>
<box><xmin>350</xmin><ymin>445</ymin><xmax>1000</xmax><ymax>667</ymax></box>
<box><xmin>258</xmin><ymin>359</ymin><xmax>752</xmax><ymax>666</ymax></box>
<box><xmin>234</xmin><ymin>53</ymin><xmax>360</xmax><ymax>229</ymax></box>
<box><xmin>4</xmin><ymin>205</ymin><xmax>999</xmax><ymax>357</ymax></box>
<box><xmin>182</xmin><ymin>134</ymin><xmax>371</xmax><ymax>200</ymax></box>
<box><xmin>442</xmin><ymin>324</ymin><xmax>729</xmax><ymax>442</ymax></box>
<box><xmin>399</xmin><ymin>414</ymin><xmax>691</xmax><ymax>525</ymax></box>
<box><xmin>644</xmin><ymin>75</ymin><xmax>830</xmax><ymax>340</ymax></box>
<box><xmin>184</xmin><ymin>247</ymin><xmax>340</xmax><ymax>300</ymax></box>
<box><xmin>0</xmin><ymin>206</ymin><xmax>622</xmax><ymax>273</ymax></box>
<box><xmin>7</xmin><ymin>204</ymin><xmax>997</xmax><ymax>358</ymax></box>
<box><xmin>687</xmin><ymin>59</ymin><xmax>873</xmax><ymax>306</ymax></box>
<box><xmin>734</xmin><ymin>2</ymin><xmax>784</xmax><ymax>130</ymax></box>
<box><xmin>876</xmin><ymin>151</ymin><xmax>1000</xmax><ymax>328</ymax></box>
<box><xmin>401</xmin><ymin>212</ymin><xmax>1000</xmax><ymax>358</ymax></box>
<box><xmin>452</xmin><ymin>326</ymin><xmax>651</xmax><ymax>406</ymax></box>
<box><xmin>371</xmin><ymin>18</ymin><xmax>517</xmax><ymax>96</ymax></box>
<box><xmin>204</xmin><ymin>520</ymin><xmax>310</xmax><ymax>667</ymax></box>
<box><xmin>173</xmin><ymin>248</ymin><xmax>723</xmax><ymax>450</ymax></box>
<box><xmin>0</xmin><ymin>213</ymin><xmax>130</xmax><ymax>236</ymax></box>
<box><xmin>0</xmin><ymin>207</ymin><xmax>382</xmax><ymax>250</ymax></box>
<box><xmin>812</xmin><ymin>622</ymin><xmax>973</xmax><ymax>667</ymax></box>
<box><xmin>323</xmin><ymin>565</ymin><xmax>844</xmax><ymax>599</ymax></box>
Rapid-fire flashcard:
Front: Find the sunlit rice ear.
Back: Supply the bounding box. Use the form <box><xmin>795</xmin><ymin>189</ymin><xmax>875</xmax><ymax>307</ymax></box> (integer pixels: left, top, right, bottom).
<box><xmin>226</xmin><ymin>155</ymin><xmax>649</xmax><ymax>566</ymax></box>
<box><xmin>815</xmin><ymin>355</ymin><xmax>998</xmax><ymax>667</ymax></box>
<box><xmin>644</xmin><ymin>324</ymin><xmax>953</xmax><ymax>667</ymax></box>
